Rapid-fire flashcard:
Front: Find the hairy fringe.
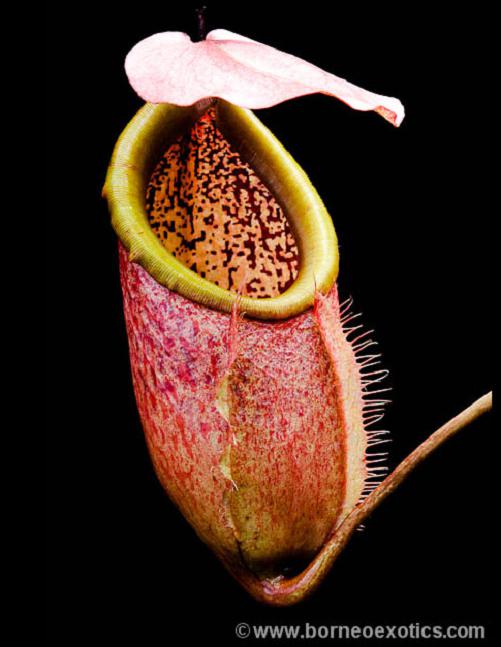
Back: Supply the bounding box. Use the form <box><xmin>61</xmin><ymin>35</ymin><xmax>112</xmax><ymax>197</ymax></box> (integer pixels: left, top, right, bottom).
<box><xmin>341</xmin><ymin>295</ymin><xmax>391</xmax><ymax>510</ymax></box>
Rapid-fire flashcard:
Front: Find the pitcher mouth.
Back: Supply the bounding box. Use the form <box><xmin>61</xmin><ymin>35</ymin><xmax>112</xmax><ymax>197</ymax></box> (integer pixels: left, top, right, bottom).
<box><xmin>103</xmin><ymin>99</ymin><xmax>338</xmax><ymax>320</ymax></box>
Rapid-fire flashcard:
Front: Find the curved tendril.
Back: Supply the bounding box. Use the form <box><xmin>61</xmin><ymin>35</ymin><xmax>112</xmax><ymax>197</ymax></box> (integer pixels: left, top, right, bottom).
<box><xmin>226</xmin><ymin>392</ymin><xmax>492</xmax><ymax>606</ymax></box>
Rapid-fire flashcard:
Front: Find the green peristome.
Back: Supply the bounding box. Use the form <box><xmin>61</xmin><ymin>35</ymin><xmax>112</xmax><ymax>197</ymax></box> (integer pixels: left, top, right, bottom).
<box><xmin>103</xmin><ymin>99</ymin><xmax>338</xmax><ymax>320</ymax></box>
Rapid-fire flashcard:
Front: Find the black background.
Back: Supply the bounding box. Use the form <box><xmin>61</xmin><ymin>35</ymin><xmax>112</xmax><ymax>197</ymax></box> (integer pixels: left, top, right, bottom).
<box><xmin>45</xmin><ymin>1</ymin><xmax>492</xmax><ymax>644</ymax></box>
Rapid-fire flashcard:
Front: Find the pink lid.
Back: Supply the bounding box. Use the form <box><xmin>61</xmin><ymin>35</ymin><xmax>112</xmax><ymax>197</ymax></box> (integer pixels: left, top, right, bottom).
<box><xmin>125</xmin><ymin>29</ymin><xmax>404</xmax><ymax>127</ymax></box>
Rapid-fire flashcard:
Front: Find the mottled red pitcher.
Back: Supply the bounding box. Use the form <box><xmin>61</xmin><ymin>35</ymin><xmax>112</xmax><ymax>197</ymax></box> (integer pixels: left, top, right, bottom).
<box><xmin>103</xmin><ymin>28</ymin><xmax>490</xmax><ymax>605</ymax></box>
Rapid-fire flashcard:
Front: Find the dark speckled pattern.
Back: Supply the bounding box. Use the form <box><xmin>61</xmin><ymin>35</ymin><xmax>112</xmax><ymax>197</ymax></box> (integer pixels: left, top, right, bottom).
<box><xmin>145</xmin><ymin>107</ymin><xmax>300</xmax><ymax>297</ymax></box>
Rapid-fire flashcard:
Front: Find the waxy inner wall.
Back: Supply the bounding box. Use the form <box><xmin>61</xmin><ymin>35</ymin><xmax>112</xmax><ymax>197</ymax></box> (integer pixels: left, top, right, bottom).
<box><xmin>146</xmin><ymin>107</ymin><xmax>300</xmax><ymax>297</ymax></box>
